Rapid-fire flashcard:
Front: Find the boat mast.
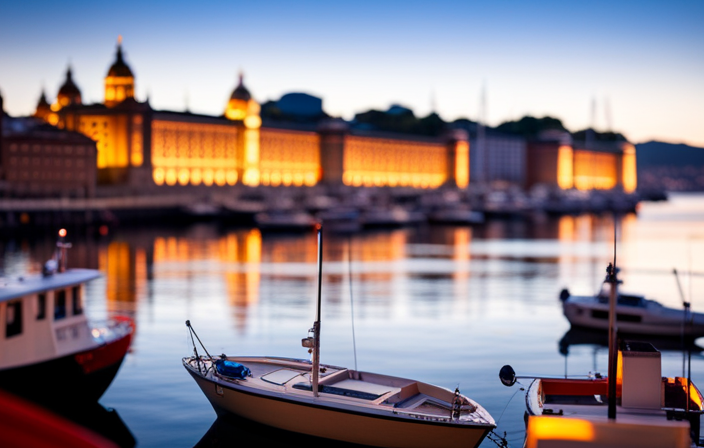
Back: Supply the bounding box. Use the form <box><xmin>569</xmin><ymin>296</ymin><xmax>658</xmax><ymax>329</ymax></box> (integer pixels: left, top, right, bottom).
<box><xmin>607</xmin><ymin>221</ymin><xmax>619</xmax><ymax>420</ymax></box>
<box><xmin>312</xmin><ymin>224</ymin><xmax>323</xmax><ymax>397</ymax></box>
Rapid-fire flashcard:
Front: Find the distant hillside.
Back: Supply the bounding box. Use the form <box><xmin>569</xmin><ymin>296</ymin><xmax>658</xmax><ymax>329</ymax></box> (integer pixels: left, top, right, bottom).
<box><xmin>636</xmin><ymin>141</ymin><xmax>704</xmax><ymax>168</ymax></box>
<box><xmin>635</xmin><ymin>141</ymin><xmax>704</xmax><ymax>191</ymax></box>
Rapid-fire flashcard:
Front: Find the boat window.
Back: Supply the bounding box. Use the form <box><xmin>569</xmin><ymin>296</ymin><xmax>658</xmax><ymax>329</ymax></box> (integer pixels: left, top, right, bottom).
<box><xmin>55</xmin><ymin>290</ymin><xmax>66</xmax><ymax>320</ymax></box>
<box><xmin>37</xmin><ymin>293</ymin><xmax>47</xmax><ymax>320</ymax></box>
<box><xmin>618</xmin><ymin>294</ymin><xmax>644</xmax><ymax>307</ymax></box>
<box><xmin>6</xmin><ymin>300</ymin><xmax>22</xmax><ymax>338</ymax></box>
<box><xmin>72</xmin><ymin>286</ymin><xmax>83</xmax><ymax>315</ymax></box>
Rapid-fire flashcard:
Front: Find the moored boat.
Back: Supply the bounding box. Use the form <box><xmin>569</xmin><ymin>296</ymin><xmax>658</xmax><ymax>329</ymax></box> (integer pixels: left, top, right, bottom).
<box><xmin>560</xmin><ymin>279</ymin><xmax>704</xmax><ymax>338</ymax></box>
<box><xmin>502</xmin><ymin>261</ymin><xmax>704</xmax><ymax>446</ymax></box>
<box><xmin>0</xmin><ymin>230</ymin><xmax>134</xmax><ymax>404</ymax></box>
<box><xmin>183</xmin><ymin>225</ymin><xmax>495</xmax><ymax>448</ymax></box>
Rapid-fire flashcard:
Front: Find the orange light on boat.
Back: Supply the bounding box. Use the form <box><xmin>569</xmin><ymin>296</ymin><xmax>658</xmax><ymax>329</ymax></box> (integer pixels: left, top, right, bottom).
<box><xmin>526</xmin><ymin>416</ymin><xmax>595</xmax><ymax>448</ymax></box>
<box><xmin>58</xmin><ymin>229</ymin><xmax>67</xmax><ymax>238</ymax></box>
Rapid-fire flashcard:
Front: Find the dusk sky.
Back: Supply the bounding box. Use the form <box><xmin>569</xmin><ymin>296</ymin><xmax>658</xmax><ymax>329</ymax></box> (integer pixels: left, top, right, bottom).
<box><xmin>1</xmin><ymin>0</ymin><xmax>702</xmax><ymax>146</ymax></box>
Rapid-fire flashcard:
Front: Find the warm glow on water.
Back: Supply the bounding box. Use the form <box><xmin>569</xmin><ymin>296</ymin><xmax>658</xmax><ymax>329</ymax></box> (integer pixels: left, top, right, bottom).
<box><xmin>1</xmin><ymin>193</ymin><xmax>704</xmax><ymax>447</ymax></box>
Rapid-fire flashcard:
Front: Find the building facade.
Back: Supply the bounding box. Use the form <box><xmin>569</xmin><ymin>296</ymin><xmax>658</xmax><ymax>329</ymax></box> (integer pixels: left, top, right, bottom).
<box><xmin>526</xmin><ymin>132</ymin><xmax>636</xmax><ymax>193</ymax></box>
<box><xmin>1</xmin><ymin>116</ymin><xmax>97</xmax><ymax>198</ymax></box>
<box><xmin>28</xmin><ymin>40</ymin><xmax>635</xmax><ymax>195</ymax></box>
<box><xmin>33</xmin><ymin>41</ymin><xmax>468</xmax><ymax>193</ymax></box>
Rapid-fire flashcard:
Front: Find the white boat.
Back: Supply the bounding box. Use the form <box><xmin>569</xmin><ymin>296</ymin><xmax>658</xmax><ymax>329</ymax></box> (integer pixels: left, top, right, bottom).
<box><xmin>183</xmin><ymin>226</ymin><xmax>495</xmax><ymax>448</ymax></box>
<box><xmin>560</xmin><ymin>280</ymin><xmax>704</xmax><ymax>338</ymax></box>
<box><xmin>0</xmin><ymin>230</ymin><xmax>134</xmax><ymax>404</ymax></box>
<box><xmin>502</xmin><ymin>263</ymin><xmax>704</xmax><ymax>447</ymax></box>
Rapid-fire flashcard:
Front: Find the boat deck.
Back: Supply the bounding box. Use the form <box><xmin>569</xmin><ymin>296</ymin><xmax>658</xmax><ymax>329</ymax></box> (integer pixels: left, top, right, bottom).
<box><xmin>185</xmin><ymin>356</ymin><xmax>494</xmax><ymax>425</ymax></box>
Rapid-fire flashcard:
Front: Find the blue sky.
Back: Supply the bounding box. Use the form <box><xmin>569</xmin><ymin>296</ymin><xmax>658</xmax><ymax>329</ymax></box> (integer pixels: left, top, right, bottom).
<box><xmin>1</xmin><ymin>0</ymin><xmax>702</xmax><ymax>145</ymax></box>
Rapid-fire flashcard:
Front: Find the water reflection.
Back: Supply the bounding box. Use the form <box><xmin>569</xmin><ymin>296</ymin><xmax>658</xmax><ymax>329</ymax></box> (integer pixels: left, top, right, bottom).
<box><xmin>195</xmin><ymin>415</ymin><xmax>364</xmax><ymax>448</ymax></box>
<box><xmin>559</xmin><ymin>326</ymin><xmax>704</xmax><ymax>356</ymax></box>
<box><xmin>52</xmin><ymin>402</ymin><xmax>136</xmax><ymax>448</ymax></box>
<box><xmin>2</xmin><ymin>202</ymin><xmax>702</xmax><ymax>448</ymax></box>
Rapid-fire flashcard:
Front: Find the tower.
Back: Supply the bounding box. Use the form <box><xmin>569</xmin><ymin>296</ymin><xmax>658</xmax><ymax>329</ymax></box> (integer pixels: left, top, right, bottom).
<box><xmin>56</xmin><ymin>66</ymin><xmax>82</xmax><ymax>108</ymax></box>
<box><xmin>224</xmin><ymin>72</ymin><xmax>260</xmax><ymax>128</ymax></box>
<box><xmin>105</xmin><ymin>36</ymin><xmax>135</xmax><ymax>108</ymax></box>
<box><xmin>33</xmin><ymin>89</ymin><xmax>52</xmax><ymax>121</ymax></box>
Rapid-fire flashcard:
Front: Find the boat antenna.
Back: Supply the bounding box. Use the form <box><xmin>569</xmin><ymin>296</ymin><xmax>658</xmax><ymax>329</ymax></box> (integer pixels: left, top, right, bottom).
<box><xmin>56</xmin><ymin>228</ymin><xmax>72</xmax><ymax>273</ymax></box>
<box><xmin>312</xmin><ymin>224</ymin><xmax>323</xmax><ymax>398</ymax></box>
<box><xmin>674</xmin><ymin>268</ymin><xmax>690</xmax><ymax>377</ymax></box>
<box><xmin>348</xmin><ymin>236</ymin><xmax>358</xmax><ymax>371</ymax></box>
<box><xmin>606</xmin><ymin>217</ymin><xmax>619</xmax><ymax>420</ymax></box>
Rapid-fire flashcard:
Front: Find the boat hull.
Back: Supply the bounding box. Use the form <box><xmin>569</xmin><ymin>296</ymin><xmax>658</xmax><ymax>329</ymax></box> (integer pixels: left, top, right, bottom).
<box><xmin>186</xmin><ymin>368</ymin><xmax>492</xmax><ymax>448</ymax></box>
<box><xmin>0</xmin><ymin>328</ymin><xmax>132</xmax><ymax>404</ymax></box>
<box><xmin>563</xmin><ymin>298</ymin><xmax>704</xmax><ymax>338</ymax></box>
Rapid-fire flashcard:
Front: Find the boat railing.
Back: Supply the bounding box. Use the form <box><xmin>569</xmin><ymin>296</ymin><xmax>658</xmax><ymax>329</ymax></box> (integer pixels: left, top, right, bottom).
<box><xmin>185</xmin><ymin>356</ymin><xmax>215</xmax><ymax>377</ymax></box>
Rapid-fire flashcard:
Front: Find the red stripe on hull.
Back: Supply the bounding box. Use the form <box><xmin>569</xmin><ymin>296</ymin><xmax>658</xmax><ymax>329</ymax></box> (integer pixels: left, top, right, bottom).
<box><xmin>75</xmin><ymin>331</ymin><xmax>133</xmax><ymax>375</ymax></box>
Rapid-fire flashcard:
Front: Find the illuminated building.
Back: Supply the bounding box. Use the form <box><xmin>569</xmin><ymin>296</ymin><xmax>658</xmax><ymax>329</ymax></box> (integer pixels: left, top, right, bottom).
<box><xmin>56</xmin><ymin>66</ymin><xmax>82</xmax><ymax>108</ymax></box>
<box><xmin>33</xmin><ymin>90</ymin><xmax>52</xmax><ymax>123</ymax></box>
<box><xmin>526</xmin><ymin>133</ymin><xmax>636</xmax><ymax>193</ymax></box>
<box><xmin>32</xmin><ymin>40</ymin><xmax>472</xmax><ymax>192</ymax></box>
<box><xmin>104</xmin><ymin>37</ymin><xmax>135</xmax><ymax>108</ymax></box>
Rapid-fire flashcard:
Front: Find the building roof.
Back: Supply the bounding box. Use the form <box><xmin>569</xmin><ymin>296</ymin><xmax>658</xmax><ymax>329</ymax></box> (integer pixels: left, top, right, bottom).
<box><xmin>35</xmin><ymin>90</ymin><xmax>51</xmax><ymax>111</ymax></box>
<box><xmin>58</xmin><ymin>67</ymin><xmax>81</xmax><ymax>99</ymax></box>
<box><xmin>230</xmin><ymin>73</ymin><xmax>252</xmax><ymax>101</ymax></box>
<box><xmin>107</xmin><ymin>42</ymin><xmax>134</xmax><ymax>78</ymax></box>
<box><xmin>2</xmin><ymin>116</ymin><xmax>95</xmax><ymax>144</ymax></box>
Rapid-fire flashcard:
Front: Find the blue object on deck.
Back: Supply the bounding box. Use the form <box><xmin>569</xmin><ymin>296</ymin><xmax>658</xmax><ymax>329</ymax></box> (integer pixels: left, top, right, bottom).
<box><xmin>215</xmin><ymin>359</ymin><xmax>251</xmax><ymax>379</ymax></box>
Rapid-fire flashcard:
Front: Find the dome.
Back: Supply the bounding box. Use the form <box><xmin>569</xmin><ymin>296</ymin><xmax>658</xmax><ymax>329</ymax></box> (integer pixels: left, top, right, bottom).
<box><xmin>230</xmin><ymin>73</ymin><xmax>251</xmax><ymax>101</ymax></box>
<box><xmin>57</xmin><ymin>67</ymin><xmax>82</xmax><ymax>106</ymax></box>
<box><xmin>58</xmin><ymin>67</ymin><xmax>81</xmax><ymax>97</ymax></box>
<box><xmin>36</xmin><ymin>90</ymin><xmax>50</xmax><ymax>109</ymax></box>
<box><xmin>107</xmin><ymin>42</ymin><xmax>134</xmax><ymax>78</ymax></box>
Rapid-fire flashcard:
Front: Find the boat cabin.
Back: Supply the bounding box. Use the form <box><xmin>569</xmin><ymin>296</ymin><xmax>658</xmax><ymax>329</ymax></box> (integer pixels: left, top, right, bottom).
<box><xmin>527</xmin><ymin>341</ymin><xmax>704</xmax><ymax>444</ymax></box>
<box><xmin>0</xmin><ymin>269</ymin><xmax>101</xmax><ymax>370</ymax></box>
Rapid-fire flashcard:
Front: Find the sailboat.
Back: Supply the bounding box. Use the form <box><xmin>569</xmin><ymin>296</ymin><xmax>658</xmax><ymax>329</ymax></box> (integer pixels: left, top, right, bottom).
<box><xmin>501</xmin><ymin>257</ymin><xmax>704</xmax><ymax>447</ymax></box>
<box><xmin>183</xmin><ymin>225</ymin><xmax>495</xmax><ymax>448</ymax></box>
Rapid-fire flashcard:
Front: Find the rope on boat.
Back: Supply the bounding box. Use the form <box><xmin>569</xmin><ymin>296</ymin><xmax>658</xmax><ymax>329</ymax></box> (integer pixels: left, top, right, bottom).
<box><xmin>185</xmin><ymin>320</ymin><xmax>215</xmax><ymax>373</ymax></box>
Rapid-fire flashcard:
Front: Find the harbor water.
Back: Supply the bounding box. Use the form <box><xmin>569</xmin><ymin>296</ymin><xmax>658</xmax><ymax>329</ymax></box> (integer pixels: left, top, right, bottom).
<box><xmin>2</xmin><ymin>192</ymin><xmax>704</xmax><ymax>447</ymax></box>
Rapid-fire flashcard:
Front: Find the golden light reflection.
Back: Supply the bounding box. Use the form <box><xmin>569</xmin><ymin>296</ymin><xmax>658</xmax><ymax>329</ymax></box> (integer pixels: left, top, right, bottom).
<box><xmin>558</xmin><ymin>215</ymin><xmax>576</xmax><ymax>241</ymax></box>
<box><xmin>452</xmin><ymin>228</ymin><xmax>471</xmax><ymax>283</ymax></box>
<box><xmin>344</xmin><ymin>136</ymin><xmax>447</xmax><ymax>188</ymax></box>
<box><xmin>102</xmin><ymin>241</ymin><xmax>136</xmax><ymax>303</ymax></box>
<box><xmin>220</xmin><ymin>230</ymin><xmax>262</xmax><ymax>333</ymax></box>
<box><xmin>135</xmin><ymin>248</ymin><xmax>147</xmax><ymax>301</ymax></box>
